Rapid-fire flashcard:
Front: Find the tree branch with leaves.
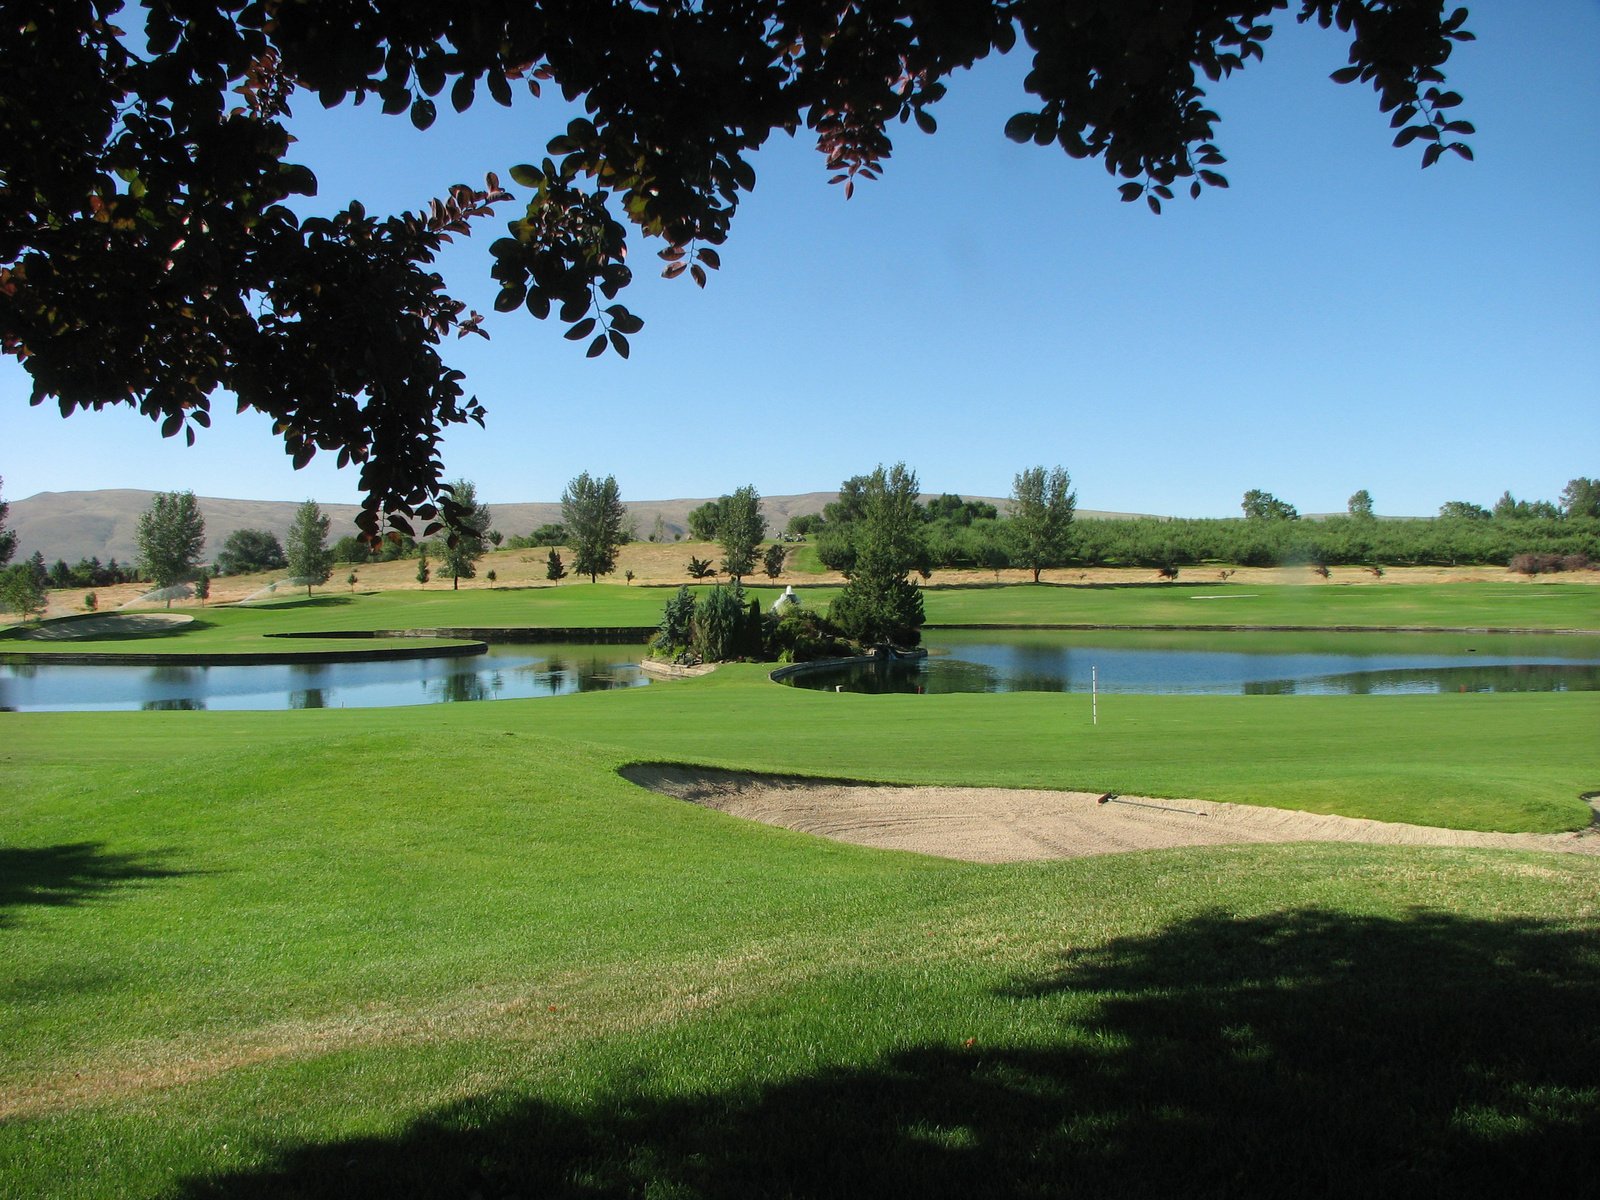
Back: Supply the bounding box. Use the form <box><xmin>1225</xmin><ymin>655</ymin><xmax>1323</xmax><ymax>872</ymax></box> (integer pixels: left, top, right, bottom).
<box><xmin>2</xmin><ymin>1</ymin><xmax>1475</xmax><ymax>540</ymax></box>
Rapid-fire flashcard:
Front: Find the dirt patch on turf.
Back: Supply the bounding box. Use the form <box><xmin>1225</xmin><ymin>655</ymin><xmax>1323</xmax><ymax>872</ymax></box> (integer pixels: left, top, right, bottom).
<box><xmin>16</xmin><ymin>612</ymin><xmax>194</xmax><ymax>640</ymax></box>
<box><xmin>623</xmin><ymin>765</ymin><xmax>1600</xmax><ymax>863</ymax></box>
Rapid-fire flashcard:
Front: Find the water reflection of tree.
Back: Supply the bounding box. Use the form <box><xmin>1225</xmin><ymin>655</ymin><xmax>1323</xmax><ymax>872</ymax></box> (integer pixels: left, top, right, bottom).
<box><xmin>1242</xmin><ymin>679</ymin><xmax>1297</xmax><ymax>696</ymax></box>
<box><xmin>1312</xmin><ymin>664</ymin><xmax>1600</xmax><ymax>696</ymax></box>
<box><xmin>435</xmin><ymin>671</ymin><xmax>495</xmax><ymax>704</ymax></box>
<box><xmin>923</xmin><ymin>660</ymin><xmax>1004</xmax><ymax>695</ymax></box>
<box><xmin>541</xmin><ymin>658</ymin><xmax>569</xmax><ymax>696</ymax></box>
<box><xmin>140</xmin><ymin>663</ymin><xmax>203</xmax><ymax>710</ymax></box>
<box><xmin>1003</xmin><ymin>641</ymin><xmax>1073</xmax><ymax>694</ymax></box>
<box><xmin>290</xmin><ymin>688</ymin><xmax>327</xmax><ymax>709</ymax></box>
<box><xmin>510</xmin><ymin>649</ymin><xmax>641</xmax><ymax>697</ymax></box>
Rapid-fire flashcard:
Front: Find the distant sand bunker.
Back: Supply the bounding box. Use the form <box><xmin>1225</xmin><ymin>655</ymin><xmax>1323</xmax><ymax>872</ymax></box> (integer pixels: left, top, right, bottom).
<box><xmin>18</xmin><ymin>613</ymin><xmax>194</xmax><ymax>640</ymax></box>
<box><xmin>623</xmin><ymin>765</ymin><xmax>1600</xmax><ymax>863</ymax></box>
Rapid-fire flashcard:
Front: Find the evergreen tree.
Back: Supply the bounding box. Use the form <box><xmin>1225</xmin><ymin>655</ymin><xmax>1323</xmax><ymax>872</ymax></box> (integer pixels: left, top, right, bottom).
<box><xmin>693</xmin><ymin>584</ymin><xmax>745</xmax><ymax>663</ymax></box>
<box><xmin>655</xmin><ymin>585</ymin><xmax>697</xmax><ymax>653</ymax></box>
<box><xmin>829</xmin><ymin>463</ymin><xmax>926</xmax><ymax>648</ymax></box>
<box><xmin>763</xmin><ymin>542</ymin><xmax>787</xmax><ymax>579</ymax></box>
<box><xmin>284</xmin><ymin>500</ymin><xmax>333</xmax><ymax>597</ymax></box>
<box><xmin>545</xmin><ymin>548</ymin><xmax>567</xmax><ymax>584</ymax></box>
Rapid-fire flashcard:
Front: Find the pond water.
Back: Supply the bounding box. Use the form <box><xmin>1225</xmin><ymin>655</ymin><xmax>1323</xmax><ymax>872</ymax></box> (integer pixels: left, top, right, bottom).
<box><xmin>8</xmin><ymin>631</ymin><xmax>1599</xmax><ymax>711</ymax></box>
<box><xmin>786</xmin><ymin>630</ymin><xmax>1600</xmax><ymax>696</ymax></box>
<box><xmin>0</xmin><ymin>643</ymin><xmax>649</xmax><ymax>712</ymax></box>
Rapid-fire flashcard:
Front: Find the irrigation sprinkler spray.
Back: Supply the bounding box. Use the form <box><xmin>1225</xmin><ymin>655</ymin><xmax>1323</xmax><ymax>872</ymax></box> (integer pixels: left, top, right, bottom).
<box><xmin>1096</xmin><ymin>793</ymin><xmax>1208</xmax><ymax>818</ymax></box>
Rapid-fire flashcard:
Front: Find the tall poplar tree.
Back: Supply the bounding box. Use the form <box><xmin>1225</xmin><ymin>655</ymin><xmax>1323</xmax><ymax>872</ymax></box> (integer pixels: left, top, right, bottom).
<box><xmin>135</xmin><ymin>491</ymin><xmax>206</xmax><ymax>596</ymax></box>
<box><xmin>284</xmin><ymin>500</ymin><xmax>333</xmax><ymax>597</ymax></box>
<box><xmin>718</xmin><ymin>485</ymin><xmax>765</xmax><ymax>581</ymax></box>
<box><xmin>438</xmin><ymin>478</ymin><xmax>491</xmax><ymax>589</ymax></box>
<box><xmin>1008</xmin><ymin>466</ymin><xmax>1076</xmax><ymax>583</ymax></box>
<box><xmin>561</xmin><ymin>472</ymin><xmax>626</xmax><ymax>583</ymax></box>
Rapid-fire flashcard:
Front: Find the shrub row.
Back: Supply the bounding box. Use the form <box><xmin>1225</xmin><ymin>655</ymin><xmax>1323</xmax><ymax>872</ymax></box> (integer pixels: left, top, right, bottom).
<box><xmin>901</xmin><ymin>515</ymin><xmax>1600</xmax><ymax>572</ymax></box>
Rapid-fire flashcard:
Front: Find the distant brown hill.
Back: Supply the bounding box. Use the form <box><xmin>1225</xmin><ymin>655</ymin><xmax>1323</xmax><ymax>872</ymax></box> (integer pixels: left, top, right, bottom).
<box><xmin>8</xmin><ymin>488</ymin><xmax>1141</xmax><ymax>567</ymax></box>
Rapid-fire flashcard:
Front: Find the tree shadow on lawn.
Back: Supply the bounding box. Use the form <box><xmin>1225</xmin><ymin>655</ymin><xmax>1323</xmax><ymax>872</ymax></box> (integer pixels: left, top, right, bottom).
<box><xmin>0</xmin><ymin>843</ymin><xmax>189</xmax><ymax>928</ymax></box>
<box><xmin>178</xmin><ymin>907</ymin><xmax>1599</xmax><ymax>1199</ymax></box>
<box><xmin>236</xmin><ymin>595</ymin><xmax>356</xmax><ymax>612</ymax></box>
<box><xmin>3</xmin><ymin>617</ymin><xmax>219</xmax><ymax>644</ymax></box>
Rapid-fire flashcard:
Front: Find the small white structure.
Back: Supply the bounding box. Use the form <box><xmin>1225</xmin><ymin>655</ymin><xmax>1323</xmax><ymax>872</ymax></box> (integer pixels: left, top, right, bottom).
<box><xmin>771</xmin><ymin>585</ymin><xmax>798</xmax><ymax>614</ymax></box>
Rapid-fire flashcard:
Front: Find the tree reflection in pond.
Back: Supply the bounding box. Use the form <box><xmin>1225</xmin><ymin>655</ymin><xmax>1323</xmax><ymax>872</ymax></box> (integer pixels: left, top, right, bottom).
<box><xmin>0</xmin><ymin>643</ymin><xmax>649</xmax><ymax>711</ymax></box>
<box><xmin>789</xmin><ymin>633</ymin><xmax>1600</xmax><ymax>696</ymax></box>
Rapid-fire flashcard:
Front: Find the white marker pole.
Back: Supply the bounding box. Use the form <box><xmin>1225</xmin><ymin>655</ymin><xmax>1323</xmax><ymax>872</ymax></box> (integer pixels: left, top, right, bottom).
<box><xmin>1092</xmin><ymin>666</ymin><xmax>1098</xmax><ymax>726</ymax></box>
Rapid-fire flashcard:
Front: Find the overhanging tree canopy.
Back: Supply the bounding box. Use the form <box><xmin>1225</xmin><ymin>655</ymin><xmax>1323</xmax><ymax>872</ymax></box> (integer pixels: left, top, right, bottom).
<box><xmin>1</xmin><ymin>1</ymin><xmax>1474</xmax><ymax>540</ymax></box>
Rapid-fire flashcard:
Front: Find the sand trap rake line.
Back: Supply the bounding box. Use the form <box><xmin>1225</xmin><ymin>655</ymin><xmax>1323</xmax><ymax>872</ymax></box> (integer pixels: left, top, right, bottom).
<box><xmin>1096</xmin><ymin>793</ymin><xmax>1208</xmax><ymax>818</ymax></box>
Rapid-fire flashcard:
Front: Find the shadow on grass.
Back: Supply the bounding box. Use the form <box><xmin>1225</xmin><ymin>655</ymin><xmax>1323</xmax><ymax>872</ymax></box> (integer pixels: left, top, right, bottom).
<box><xmin>176</xmin><ymin>907</ymin><xmax>1598</xmax><ymax>1198</ymax></box>
<box><xmin>0</xmin><ymin>843</ymin><xmax>189</xmax><ymax>927</ymax></box>
<box><xmin>4</xmin><ymin>617</ymin><xmax>219</xmax><ymax>644</ymax></box>
<box><xmin>238</xmin><ymin>595</ymin><xmax>356</xmax><ymax>612</ymax></box>
<box><xmin>922</xmin><ymin>580</ymin><xmax>1223</xmax><ymax>593</ymax></box>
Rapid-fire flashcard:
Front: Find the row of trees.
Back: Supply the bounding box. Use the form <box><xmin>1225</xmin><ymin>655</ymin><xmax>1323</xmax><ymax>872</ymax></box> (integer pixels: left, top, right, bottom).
<box><xmin>6</xmin><ymin>464</ymin><xmax>1596</xmax><ymax>619</ymax></box>
<box><xmin>684</xmin><ymin>486</ymin><xmax>768</xmax><ymax>578</ymax></box>
<box><xmin>865</xmin><ymin>510</ymin><xmax>1598</xmax><ymax>575</ymax></box>
<box><xmin>135</xmin><ymin>492</ymin><xmax>340</xmax><ymax>599</ymax></box>
<box><xmin>1070</xmin><ymin>514</ymin><xmax>1599</xmax><ymax>571</ymax></box>
<box><xmin>40</xmin><ymin>556</ymin><xmax>141</xmax><ymax>589</ymax></box>
<box><xmin>802</xmin><ymin>477</ymin><xmax>1600</xmax><ymax>576</ymax></box>
<box><xmin>1242</xmin><ymin>479</ymin><xmax>1600</xmax><ymax>522</ymax></box>
<box><xmin>811</xmin><ymin>465</ymin><xmax>1077</xmax><ymax>588</ymax></box>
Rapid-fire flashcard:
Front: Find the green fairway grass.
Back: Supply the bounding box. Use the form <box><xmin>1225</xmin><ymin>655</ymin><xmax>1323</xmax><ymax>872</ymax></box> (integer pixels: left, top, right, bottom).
<box><xmin>919</xmin><ymin>579</ymin><xmax>1600</xmax><ymax>631</ymax></box>
<box><xmin>2</xmin><ymin>579</ymin><xmax>1597</xmax><ymax>1196</ymax></box>
<box><xmin>4</xmin><ymin>580</ymin><xmax>1597</xmax><ymax>660</ymax></box>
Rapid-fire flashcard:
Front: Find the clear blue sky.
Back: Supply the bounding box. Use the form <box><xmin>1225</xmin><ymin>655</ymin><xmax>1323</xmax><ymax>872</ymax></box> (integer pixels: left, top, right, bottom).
<box><xmin>4</xmin><ymin>1</ymin><xmax>1596</xmax><ymax>518</ymax></box>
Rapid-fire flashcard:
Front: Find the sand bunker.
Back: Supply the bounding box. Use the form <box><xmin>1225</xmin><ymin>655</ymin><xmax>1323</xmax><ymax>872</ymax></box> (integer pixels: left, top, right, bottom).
<box><xmin>17</xmin><ymin>612</ymin><xmax>194</xmax><ymax>640</ymax></box>
<box><xmin>623</xmin><ymin>765</ymin><xmax>1600</xmax><ymax>863</ymax></box>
